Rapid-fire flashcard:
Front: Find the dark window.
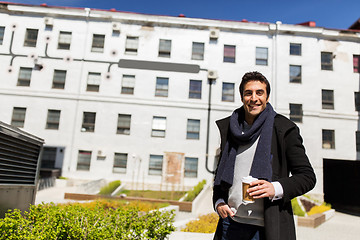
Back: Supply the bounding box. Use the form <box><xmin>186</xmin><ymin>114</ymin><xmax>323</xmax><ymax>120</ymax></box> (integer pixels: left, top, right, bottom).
<box><xmin>187</xmin><ymin>119</ymin><xmax>200</xmax><ymax>139</ymax></box>
<box><xmin>117</xmin><ymin>114</ymin><xmax>131</xmax><ymax>135</ymax></box>
<box><xmin>24</xmin><ymin>29</ymin><xmax>38</xmax><ymax>47</ymax></box>
<box><xmin>46</xmin><ymin>109</ymin><xmax>61</xmax><ymax>129</ymax></box>
<box><xmin>149</xmin><ymin>154</ymin><xmax>163</xmax><ymax>175</ymax></box>
<box><xmin>121</xmin><ymin>75</ymin><xmax>135</xmax><ymax>94</ymax></box>
<box><xmin>189</xmin><ymin>80</ymin><xmax>202</xmax><ymax>99</ymax></box>
<box><xmin>290</xmin><ymin>43</ymin><xmax>301</xmax><ymax>56</ymax></box>
<box><xmin>113</xmin><ymin>153</ymin><xmax>127</xmax><ymax>173</ymax></box>
<box><xmin>289</xmin><ymin>104</ymin><xmax>303</xmax><ymax>123</ymax></box>
<box><xmin>354</xmin><ymin>55</ymin><xmax>360</xmax><ymax>73</ymax></box>
<box><xmin>356</xmin><ymin>131</ymin><xmax>360</xmax><ymax>152</ymax></box>
<box><xmin>86</xmin><ymin>72</ymin><xmax>101</xmax><ymax>92</ymax></box>
<box><xmin>125</xmin><ymin>36</ymin><xmax>138</xmax><ymax>55</ymax></box>
<box><xmin>11</xmin><ymin>107</ymin><xmax>26</xmax><ymax>128</ymax></box>
<box><xmin>256</xmin><ymin>47</ymin><xmax>268</xmax><ymax>65</ymax></box>
<box><xmin>322</xmin><ymin>89</ymin><xmax>334</xmax><ymax>109</ymax></box>
<box><xmin>222</xmin><ymin>82</ymin><xmax>235</xmax><ymax>102</ymax></box>
<box><xmin>17</xmin><ymin>67</ymin><xmax>32</xmax><ymax>86</ymax></box>
<box><xmin>81</xmin><ymin>112</ymin><xmax>96</xmax><ymax>132</ymax></box>
<box><xmin>152</xmin><ymin>116</ymin><xmax>166</xmax><ymax>137</ymax></box>
<box><xmin>91</xmin><ymin>34</ymin><xmax>105</xmax><ymax>53</ymax></box>
<box><xmin>184</xmin><ymin>157</ymin><xmax>198</xmax><ymax>178</ymax></box>
<box><xmin>192</xmin><ymin>42</ymin><xmax>204</xmax><ymax>60</ymax></box>
<box><xmin>158</xmin><ymin>39</ymin><xmax>171</xmax><ymax>58</ymax></box>
<box><xmin>0</xmin><ymin>26</ymin><xmax>4</xmax><ymax>45</ymax></box>
<box><xmin>58</xmin><ymin>31</ymin><xmax>71</xmax><ymax>50</ymax></box>
<box><xmin>355</xmin><ymin>92</ymin><xmax>360</xmax><ymax>111</ymax></box>
<box><xmin>52</xmin><ymin>70</ymin><xmax>66</xmax><ymax>89</ymax></box>
<box><xmin>290</xmin><ymin>65</ymin><xmax>301</xmax><ymax>83</ymax></box>
<box><xmin>224</xmin><ymin>45</ymin><xmax>236</xmax><ymax>63</ymax></box>
<box><xmin>77</xmin><ymin>150</ymin><xmax>91</xmax><ymax>171</ymax></box>
<box><xmin>321</xmin><ymin>52</ymin><xmax>333</xmax><ymax>70</ymax></box>
<box><xmin>155</xmin><ymin>77</ymin><xmax>169</xmax><ymax>97</ymax></box>
<box><xmin>322</xmin><ymin>129</ymin><xmax>335</xmax><ymax>149</ymax></box>
<box><xmin>41</xmin><ymin>147</ymin><xmax>57</xmax><ymax>168</ymax></box>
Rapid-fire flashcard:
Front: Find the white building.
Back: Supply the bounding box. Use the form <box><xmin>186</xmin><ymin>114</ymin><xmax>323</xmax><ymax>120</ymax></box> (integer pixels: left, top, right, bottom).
<box><xmin>0</xmin><ymin>2</ymin><xmax>359</xmax><ymax>195</ymax></box>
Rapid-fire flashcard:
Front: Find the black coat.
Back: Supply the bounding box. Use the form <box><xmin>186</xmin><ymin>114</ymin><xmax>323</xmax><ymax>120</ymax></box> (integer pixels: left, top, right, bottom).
<box><xmin>213</xmin><ymin>114</ymin><xmax>316</xmax><ymax>240</ymax></box>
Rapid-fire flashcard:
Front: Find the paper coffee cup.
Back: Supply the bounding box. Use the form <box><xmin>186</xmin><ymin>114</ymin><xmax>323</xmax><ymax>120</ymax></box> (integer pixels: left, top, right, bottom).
<box><xmin>242</xmin><ymin>176</ymin><xmax>258</xmax><ymax>203</ymax></box>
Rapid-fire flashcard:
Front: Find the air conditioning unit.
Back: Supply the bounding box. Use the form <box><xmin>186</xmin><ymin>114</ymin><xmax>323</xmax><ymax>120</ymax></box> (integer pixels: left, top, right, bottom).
<box><xmin>208</xmin><ymin>70</ymin><xmax>218</xmax><ymax>79</ymax></box>
<box><xmin>44</xmin><ymin>17</ymin><xmax>54</xmax><ymax>26</ymax></box>
<box><xmin>112</xmin><ymin>22</ymin><xmax>121</xmax><ymax>32</ymax></box>
<box><xmin>209</xmin><ymin>29</ymin><xmax>219</xmax><ymax>39</ymax></box>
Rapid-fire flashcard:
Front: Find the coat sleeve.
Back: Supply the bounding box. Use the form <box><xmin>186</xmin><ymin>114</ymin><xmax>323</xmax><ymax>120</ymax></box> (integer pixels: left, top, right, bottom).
<box><xmin>277</xmin><ymin>125</ymin><xmax>316</xmax><ymax>203</ymax></box>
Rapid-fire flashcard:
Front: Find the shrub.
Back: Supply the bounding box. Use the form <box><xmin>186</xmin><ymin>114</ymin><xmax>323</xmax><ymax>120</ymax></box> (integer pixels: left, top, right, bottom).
<box><xmin>98</xmin><ymin>180</ymin><xmax>121</xmax><ymax>195</ymax></box>
<box><xmin>184</xmin><ymin>179</ymin><xmax>206</xmax><ymax>202</ymax></box>
<box><xmin>0</xmin><ymin>201</ymin><xmax>175</xmax><ymax>240</ymax></box>
<box><xmin>181</xmin><ymin>213</ymin><xmax>219</xmax><ymax>233</ymax></box>
<box><xmin>291</xmin><ymin>198</ymin><xmax>306</xmax><ymax>217</ymax></box>
<box><xmin>307</xmin><ymin>203</ymin><xmax>331</xmax><ymax>216</ymax></box>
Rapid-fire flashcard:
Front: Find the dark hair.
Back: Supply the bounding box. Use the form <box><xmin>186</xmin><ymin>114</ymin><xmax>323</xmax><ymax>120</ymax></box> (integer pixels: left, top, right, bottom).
<box><xmin>239</xmin><ymin>71</ymin><xmax>270</xmax><ymax>100</ymax></box>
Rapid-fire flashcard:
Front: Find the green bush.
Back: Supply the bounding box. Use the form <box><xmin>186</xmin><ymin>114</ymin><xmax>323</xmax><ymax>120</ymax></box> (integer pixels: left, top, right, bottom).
<box><xmin>182</xmin><ymin>213</ymin><xmax>219</xmax><ymax>233</ymax></box>
<box><xmin>99</xmin><ymin>180</ymin><xmax>121</xmax><ymax>195</ymax></box>
<box><xmin>0</xmin><ymin>201</ymin><xmax>175</xmax><ymax>240</ymax></box>
<box><xmin>184</xmin><ymin>179</ymin><xmax>206</xmax><ymax>202</ymax></box>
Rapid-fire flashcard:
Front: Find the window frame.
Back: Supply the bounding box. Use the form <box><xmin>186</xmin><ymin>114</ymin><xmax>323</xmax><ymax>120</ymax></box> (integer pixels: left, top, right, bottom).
<box><xmin>354</xmin><ymin>55</ymin><xmax>360</xmax><ymax>73</ymax></box>
<box><xmin>321</xmin><ymin>52</ymin><xmax>333</xmax><ymax>70</ymax></box>
<box><xmin>46</xmin><ymin>109</ymin><xmax>61</xmax><ymax>130</ymax></box>
<box><xmin>52</xmin><ymin>70</ymin><xmax>67</xmax><ymax>89</ymax></box>
<box><xmin>322</xmin><ymin>89</ymin><xmax>334</xmax><ymax>110</ymax></box>
<box><xmin>17</xmin><ymin>67</ymin><xmax>32</xmax><ymax>87</ymax></box>
<box><xmin>148</xmin><ymin>154</ymin><xmax>163</xmax><ymax>175</ymax></box>
<box><xmin>125</xmin><ymin>36</ymin><xmax>139</xmax><ymax>55</ymax></box>
<box><xmin>86</xmin><ymin>72</ymin><xmax>101</xmax><ymax>92</ymax></box>
<box><xmin>117</xmin><ymin>114</ymin><xmax>131</xmax><ymax>135</ymax></box>
<box><xmin>11</xmin><ymin>107</ymin><xmax>26</xmax><ymax>128</ymax></box>
<box><xmin>113</xmin><ymin>153</ymin><xmax>128</xmax><ymax>173</ymax></box>
<box><xmin>81</xmin><ymin>112</ymin><xmax>96</xmax><ymax>132</ymax></box>
<box><xmin>151</xmin><ymin>116</ymin><xmax>166</xmax><ymax>138</ymax></box>
<box><xmin>356</xmin><ymin>131</ymin><xmax>360</xmax><ymax>152</ymax></box>
<box><xmin>223</xmin><ymin>45</ymin><xmax>236</xmax><ymax>63</ymax></box>
<box><xmin>77</xmin><ymin>150</ymin><xmax>92</xmax><ymax>171</ymax></box>
<box><xmin>222</xmin><ymin>82</ymin><xmax>235</xmax><ymax>102</ymax></box>
<box><xmin>191</xmin><ymin>42</ymin><xmax>204</xmax><ymax>60</ymax></box>
<box><xmin>155</xmin><ymin>77</ymin><xmax>169</xmax><ymax>97</ymax></box>
<box><xmin>184</xmin><ymin>157</ymin><xmax>198</xmax><ymax>178</ymax></box>
<box><xmin>158</xmin><ymin>39</ymin><xmax>171</xmax><ymax>58</ymax></box>
<box><xmin>57</xmin><ymin>31</ymin><xmax>72</xmax><ymax>50</ymax></box>
<box><xmin>91</xmin><ymin>34</ymin><xmax>105</xmax><ymax>53</ymax></box>
<box><xmin>322</xmin><ymin>129</ymin><xmax>335</xmax><ymax>149</ymax></box>
<box><xmin>355</xmin><ymin>92</ymin><xmax>360</xmax><ymax>111</ymax></box>
<box><xmin>24</xmin><ymin>28</ymin><xmax>38</xmax><ymax>47</ymax></box>
<box><xmin>289</xmin><ymin>65</ymin><xmax>302</xmax><ymax>83</ymax></box>
<box><xmin>0</xmin><ymin>26</ymin><xmax>5</xmax><ymax>45</ymax></box>
<box><xmin>290</xmin><ymin>43</ymin><xmax>301</xmax><ymax>56</ymax></box>
<box><xmin>256</xmin><ymin>47</ymin><xmax>268</xmax><ymax>65</ymax></box>
<box><xmin>189</xmin><ymin>80</ymin><xmax>202</xmax><ymax>99</ymax></box>
<box><xmin>289</xmin><ymin>103</ymin><xmax>303</xmax><ymax>123</ymax></box>
<box><xmin>187</xmin><ymin>119</ymin><xmax>200</xmax><ymax>140</ymax></box>
<box><xmin>121</xmin><ymin>75</ymin><xmax>135</xmax><ymax>94</ymax></box>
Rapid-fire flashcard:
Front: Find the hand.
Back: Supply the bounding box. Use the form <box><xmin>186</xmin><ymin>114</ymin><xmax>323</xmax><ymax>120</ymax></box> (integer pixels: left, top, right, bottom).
<box><xmin>248</xmin><ymin>180</ymin><xmax>275</xmax><ymax>199</ymax></box>
<box><xmin>216</xmin><ymin>202</ymin><xmax>234</xmax><ymax>219</ymax></box>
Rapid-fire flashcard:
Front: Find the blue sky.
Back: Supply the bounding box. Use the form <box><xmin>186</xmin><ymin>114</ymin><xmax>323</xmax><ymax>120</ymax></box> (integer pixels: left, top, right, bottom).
<box><xmin>7</xmin><ymin>0</ymin><xmax>360</xmax><ymax>29</ymax></box>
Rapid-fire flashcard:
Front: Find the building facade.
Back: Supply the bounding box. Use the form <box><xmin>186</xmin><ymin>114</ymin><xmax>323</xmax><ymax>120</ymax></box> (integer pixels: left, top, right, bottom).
<box><xmin>0</xmin><ymin>2</ymin><xmax>359</xmax><ymax>194</ymax></box>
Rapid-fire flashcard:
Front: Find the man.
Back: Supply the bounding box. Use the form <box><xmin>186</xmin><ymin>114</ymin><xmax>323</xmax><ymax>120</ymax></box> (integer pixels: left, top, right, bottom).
<box><xmin>213</xmin><ymin>71</ymin><xmax>316</xmax><ymax>240</ymax></box>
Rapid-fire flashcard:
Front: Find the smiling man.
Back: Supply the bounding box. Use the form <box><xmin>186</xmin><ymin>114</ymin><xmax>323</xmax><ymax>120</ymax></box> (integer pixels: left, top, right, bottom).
<box><xmin>213</xmin><ymin>71</ymin><xmax>316</xmax><ymax>240</ymax></box>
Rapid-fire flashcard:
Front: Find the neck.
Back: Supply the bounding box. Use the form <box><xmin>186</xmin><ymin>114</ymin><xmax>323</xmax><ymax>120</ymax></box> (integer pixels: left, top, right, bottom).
<box><xmin>244</xmin><ymin>114</ymin><xmax>255</xmax><ymax>125</ymax></box>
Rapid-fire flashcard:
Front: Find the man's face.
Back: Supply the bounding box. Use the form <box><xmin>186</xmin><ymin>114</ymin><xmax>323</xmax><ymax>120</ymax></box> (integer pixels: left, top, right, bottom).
<box><xmin>241</xmin><ymin>80</ymin><xmax>268</xmax><ymax>124</ymax></box>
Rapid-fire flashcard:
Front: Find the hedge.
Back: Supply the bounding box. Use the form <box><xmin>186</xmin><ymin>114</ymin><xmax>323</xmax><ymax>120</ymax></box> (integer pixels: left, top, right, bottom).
<box><xmin>181</xmin><ymin>213</ymin><xmax>219</xmax><ymax>233</ymax></box>
<box><xmin>184</xmin><ymin>179</ymin><xmax>206</xmax><ymax>202</ymax></box>
<box><xmin>98</xmin><ymin>180</ymin><xmax>121</xmax><ymax>195</ymax></box>
<box><xmin>0</xmin><ymin>201</ymin><xmax>175</xmax><ymax>240</ymax></box>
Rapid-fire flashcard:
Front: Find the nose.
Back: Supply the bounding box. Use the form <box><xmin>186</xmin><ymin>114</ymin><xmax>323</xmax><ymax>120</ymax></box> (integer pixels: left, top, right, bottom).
<box><xmin>250</xmin><ymin>92</ymin><xmax>258</xmax><ymax>101</ymax></box>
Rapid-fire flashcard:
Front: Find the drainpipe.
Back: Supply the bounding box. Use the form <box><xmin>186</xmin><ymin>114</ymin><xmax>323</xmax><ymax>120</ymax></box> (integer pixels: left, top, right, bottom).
<box><xmin>205</xmin><ymin>77</ymin><xmax>216</xmax><ymax>174</ymax></box>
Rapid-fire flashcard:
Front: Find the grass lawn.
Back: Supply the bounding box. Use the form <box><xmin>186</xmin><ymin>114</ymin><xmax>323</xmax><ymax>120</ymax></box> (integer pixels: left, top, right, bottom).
<box><xmin>118</xmin><ymin>189</ymin><xmax>187</xmax><ymax>200</ymax></box>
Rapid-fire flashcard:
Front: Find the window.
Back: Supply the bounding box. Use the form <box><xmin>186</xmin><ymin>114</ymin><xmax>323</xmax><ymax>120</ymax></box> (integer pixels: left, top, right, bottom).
<box><xmin>289</xmin><ymin>104</ymin><xmax>303</xmax><ymax>123</ymax></box>
<box><xmin>81</xmin><ymin>112</ymin><xmax>96</xmax><ymax>132</ymax></box>
<box><xmin>189</xmin><ymin>80</ymin><xmax>202</xmax><ymax>99</ymax></box>
<box><xmin>11</xmin><ymin>107</ymin><xmax>26</xmax><ymax>128</ymax></box>
<box><xmin>117</xmin><ymin>114</ymin><xmax>131</xmax><ymax>135</ymax></box>
<box><xmin>17</xmin><ymin>67</ymin><xmax>32</xmax><ymax>86</ymax></box>
<box><xmin>152</xmin><ymin>116</ymin><xmax>166</xmax><ymax>137</ymax></box>
<box><xmin>322</xmin><ymin>89</ymin><xmax>334</xmax><ymax>109</ymax></box>
<box><xmin>158</xmin><ymin>39</ymin><xmax>171</xmax><ymax>58</ymax></box>
<box><xmin>52</xmin><ymin>70</ymin><xmax>66</xmax><ymax>89</ymax></box>
<box><xmin>113</xmin><ymin>153</ymin><xmax>127</xmax><ymax>173</ymax></box>
<box><xmin>77</xmin><ymin>150</ymin><xmax>91</xmax><ymax>171</ymax></box>
<box><xmin>91</xmin><ymin>34</ymin><xmax>105</xmax><ymax>53</ymax></box>
<box><xmin>321</xmin><ymin>52</ymin><xmax>333</xmax><ymax>70</ymax></box>
<box><xmin>86</xmin><ymin>72</ymin><xmax>101</xmax><ymax>92</ymax></box>
<box><xmin>184</xmin><ymin>157</ymin><xmax>198</xmax><ymax>178</ymax></box>
<box><xmin>192</xmin><ymin>42</ymin><xmax>204</xmax><ymax>60</ymax></box>
<box><xmin>155</xmin><ymin>77</ymin><xmax>169</xmax><ymax>97</ymax></box>
<box><xmin>322</xmin><ymin>129</ymin><xmax>335</xmax><ymax>149</ymax></box>
<box><xmin>24</xmin><ymin>29</ymin><xmax>38</xmax><ymax>47</ymax></box>
<box><xmin>0</xmin><ymin>26</ymin><xmax>4</xmax><ymax>45</ymax></box>
<box><xmin>290</xmin><ymin>43</ymin><xmax>301</xmax><ymax>56</ymax></box>
<box><xmin>356</xmin><ymin>131</ymin><xmax>360</xmax><ymax>152</ymax></box>
<box><xmin>355</xmin><ymin>92</ymin><xmax>360</xmax><ymax>111</ymax></box>
<box><xmin>223</xmin><ymin>45</ymin><xmax>236</xmax><ymax>63</ymax></box>
<box><xmin>149</xmin><ymin>154</ymin><xmax>163</xmax><ymax>175</ymax></box>
<box><xmin>354</xmin><ymin>55</ymin><xmax>360</xmax><ymax>73</ymax></box>
<box><xmin>290</xmin><ymin>65</ymin><xmax>302</xmax><ymax>83</ymax></box>
<box><xmin>125</xmin><ymin>36</ymin><xmax>138</xmax><ymax>55</ymax></box>
<box><xmin>121</xmin><ymin>75</ymin><xmax>135</xmax><ymax>94</ymax></box>
<box><xmin>57</xmin><ymin>31</ymin><xmax>72</xmax><ymax>50</ymax></box>
<box><xmin>222</xmin><ymin>82</ymin><xmax>235</xmax><ymax>102</ymax></box>
<box><xmin>256</xmin><ymin>47</ymin><xmax>268</xmax><ymax>65</ymax></box>
<box><xmin>46</xmin><ymin>109</ymin><xmax>61</xmax><ymax>129</ymax></box>
<box><xmin>187</xmin><ymin>119</ymin><xmax>200</xmax><ymax>139</ymax></box>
